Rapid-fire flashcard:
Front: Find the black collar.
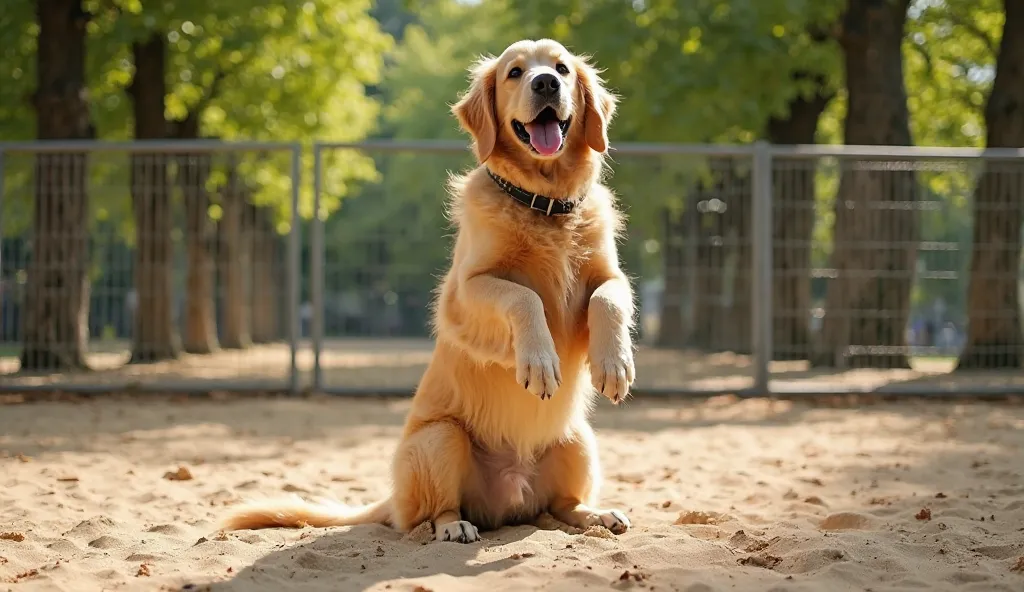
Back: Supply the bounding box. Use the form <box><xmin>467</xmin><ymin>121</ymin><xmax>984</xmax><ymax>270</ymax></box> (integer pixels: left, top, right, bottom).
<box><xmin>486</xmin><ymin>169</ymin><xmax>582</xmax><ymax>216</ymax></box>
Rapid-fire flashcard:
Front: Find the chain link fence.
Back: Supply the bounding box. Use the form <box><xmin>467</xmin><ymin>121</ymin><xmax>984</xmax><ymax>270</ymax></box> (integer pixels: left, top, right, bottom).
<box><xmin>0</xmin><ymin>141</ymin><xmax>302</xmax><ymax>393</ymax></box>
<box><xmin>2</xmin><ymin>140</ymin><xmax>1023</xmax><ymax>396</ymax></box>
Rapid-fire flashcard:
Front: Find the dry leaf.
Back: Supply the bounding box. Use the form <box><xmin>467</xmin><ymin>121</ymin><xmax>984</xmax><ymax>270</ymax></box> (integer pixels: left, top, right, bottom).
<box><xmin>915</xmin><ymin>508</ymin><xmax>932</xmax><ymax>521</ymax></box>
<box><xmin>163</xmin><ymin>467</ymin><xmax>193</xmax><ymax>481</ymax></box>
<box><xmin>0</xmin><ymin>532</ymin><xmax>25</xmax><ymax>542</ymax></box>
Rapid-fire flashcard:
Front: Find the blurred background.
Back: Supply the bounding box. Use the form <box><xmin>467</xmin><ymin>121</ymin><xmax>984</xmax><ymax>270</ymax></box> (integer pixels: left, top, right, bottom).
<box><xmin>1</xmin><ymin>0</ymin><xmax>1022</xmax><ymax>396</ymax></box>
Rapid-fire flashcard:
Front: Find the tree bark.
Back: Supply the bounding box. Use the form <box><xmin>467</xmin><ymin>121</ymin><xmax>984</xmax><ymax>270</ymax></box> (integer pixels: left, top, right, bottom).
<box><xmin>175</xmin><ymin>116</ymin><xmax>219</xmax><ymax>354</ymax></box>
<box><xmin>767</xmin><ymin>73</ymin><xmax>834</xmax><ymax>360</ymax></box>
<box><xmin>250</xmin><ymin>206</ymin><xmax>281</xmax><ymax>343</ymax></box>
<box><xmin>219</xmin><ymin>165</ymin><xmax>252</xmax><ymax>349</ymax></box>
<box><xmin>813</xmin><ymin>0</ymin><xmax>918</xmax><ymax>369</ymax></box>
<box><xmin>20</xmin><ymin>0</ymin><xmax>93</xmax><ymax>371</ymax></box>
<box><xmin>957</xmin><ymin>0</ymin><xmax>1024</xmax><ymax>370</ymax></box>
<box><xmin>128</xmin><ymin>34</ymin><xmax>180</xmax><ymax>363</ymax></box>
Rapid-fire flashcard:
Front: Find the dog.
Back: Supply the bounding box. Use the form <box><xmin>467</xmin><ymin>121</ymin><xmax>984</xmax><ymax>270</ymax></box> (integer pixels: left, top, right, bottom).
<box><xmin>221</xmin><ymin>39</ymin><xmax>636</xmax><ymax>544</ymax></box>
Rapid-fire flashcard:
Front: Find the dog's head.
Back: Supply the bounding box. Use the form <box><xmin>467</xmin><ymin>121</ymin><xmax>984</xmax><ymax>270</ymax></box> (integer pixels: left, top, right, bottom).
<box><xmin>452</xmin><ymin>39</ymin><xmax>617</xmax><ymax>166</ymax></box>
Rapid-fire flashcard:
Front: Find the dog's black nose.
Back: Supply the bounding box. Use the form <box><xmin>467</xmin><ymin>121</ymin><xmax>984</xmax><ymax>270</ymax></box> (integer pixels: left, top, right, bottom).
<box><xmin>531</xmin><ymin>73</ymin><xmax>560</xmax><ymax>98</ymax></box>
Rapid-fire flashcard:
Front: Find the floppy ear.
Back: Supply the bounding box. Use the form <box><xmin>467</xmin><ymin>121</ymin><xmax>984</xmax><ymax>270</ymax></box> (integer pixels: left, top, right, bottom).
<box><xmin>452</xmin><ymin>56</ymin><xmax>499</xmax><ymax>163</ymax></box>
<box><xmin>575</xmin><ymin>56</ymin><xmax>618</xmax><ymax>153</ymax></box>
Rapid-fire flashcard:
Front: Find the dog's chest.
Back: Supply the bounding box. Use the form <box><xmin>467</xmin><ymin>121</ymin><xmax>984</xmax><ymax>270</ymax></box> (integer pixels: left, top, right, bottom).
<box><xmin>508</xmin><ymin>228</ymin><xmax>592</xmax><ymax>328</ymax></box>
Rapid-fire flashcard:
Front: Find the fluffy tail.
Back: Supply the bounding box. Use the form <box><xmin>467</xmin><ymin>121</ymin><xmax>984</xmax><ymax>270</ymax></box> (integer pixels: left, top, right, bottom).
<box><xmin>220</xmin><ymin>495</ymin><xmax>392</xmax><ymax>531</ymax></box>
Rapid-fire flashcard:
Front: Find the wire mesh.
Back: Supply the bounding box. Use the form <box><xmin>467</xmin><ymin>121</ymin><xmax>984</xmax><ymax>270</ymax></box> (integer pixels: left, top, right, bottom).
<box><xmin>769</xmin><ymin>152</ymin><xmax>1024</xmax><ymax>394</ymax></box>
<box><xmin>0</xmin><ymin>143</ymin><xmax>300</xmax><ymax>392</ymax></box>
<box><xmin>3</xmin><ymin>140</ymin><xmax>1023</xmax><ymax>396</ymax></box>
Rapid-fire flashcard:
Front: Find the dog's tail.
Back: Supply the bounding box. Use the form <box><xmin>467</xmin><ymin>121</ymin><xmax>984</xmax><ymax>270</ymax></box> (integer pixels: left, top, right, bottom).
<box><xmin>220</xmin><ymin>495</ymin><xmax>392</xmax><ymax>531</ymax></box>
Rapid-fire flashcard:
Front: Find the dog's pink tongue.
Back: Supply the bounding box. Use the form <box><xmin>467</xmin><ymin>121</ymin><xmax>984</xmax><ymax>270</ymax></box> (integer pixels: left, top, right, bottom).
<box><xmin>526</xmin><ymin>121</ymin><xmax>562</xmax><ymax>155</ymax></box>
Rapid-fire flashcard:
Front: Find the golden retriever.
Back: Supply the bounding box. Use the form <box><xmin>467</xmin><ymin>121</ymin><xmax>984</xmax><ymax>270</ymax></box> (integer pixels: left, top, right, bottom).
<box><xmin>222</xmin><ymin>39</ymin><xmax>635</xmax><ymax>543</ymax></box>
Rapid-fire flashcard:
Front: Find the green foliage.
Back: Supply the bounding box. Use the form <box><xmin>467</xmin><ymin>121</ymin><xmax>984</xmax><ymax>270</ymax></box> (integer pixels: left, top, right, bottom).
<box><xmin>0</xmin><ymin>0</ymin><xmax>392</xmax><ymax>239</ymax></box>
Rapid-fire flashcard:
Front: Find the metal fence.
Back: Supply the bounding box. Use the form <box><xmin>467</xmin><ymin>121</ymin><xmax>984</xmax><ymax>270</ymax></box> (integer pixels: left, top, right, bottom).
<box><xmin>2</xmin><ymin>140</ymin><xmax>1023</xmax><ymax>396</ymax></box>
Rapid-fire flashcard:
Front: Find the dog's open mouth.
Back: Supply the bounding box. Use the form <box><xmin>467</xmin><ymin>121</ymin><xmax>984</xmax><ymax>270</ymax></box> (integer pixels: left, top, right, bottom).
<box><xmin>512</xmin><ymin>107</ymin><xmax>571</xmax><ymax>156</ymax></box>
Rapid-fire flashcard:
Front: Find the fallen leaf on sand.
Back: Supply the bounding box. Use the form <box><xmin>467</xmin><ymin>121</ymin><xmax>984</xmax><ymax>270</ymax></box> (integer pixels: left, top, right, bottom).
<box><xmin>915</xmin><ymin>508</ymin><xmax>932</xmax><ymax>521</ymax></box>
<box><xmin>1010</xmin><ymin>556</ymin><xmax>1024</xmax><ymax>572</ymax></box>
<box><xmin>163</xmin><ymin>467</ymin><xmax>194</xmax><ymax>481</ymax></box>
<box><xmin>136</xmin><ymin>564</ymin><xmax>151</xmax><ymax>577</ymax></box>
<box><xmin>0</xmin><ymin>532</ymin><xmax>25</xmax><ymax>542</ymax></box>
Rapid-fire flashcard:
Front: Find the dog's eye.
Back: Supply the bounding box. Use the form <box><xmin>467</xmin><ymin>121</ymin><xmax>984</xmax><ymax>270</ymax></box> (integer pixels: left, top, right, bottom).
<box><xmin>555</xmin><ymin>63</ymin><xmax>570</xmax><ymax>76</ymax></box>
<box><xmin>508</xmin><ymin>67</ymin><xmax>523</xmax><ymax>79</ymax></box>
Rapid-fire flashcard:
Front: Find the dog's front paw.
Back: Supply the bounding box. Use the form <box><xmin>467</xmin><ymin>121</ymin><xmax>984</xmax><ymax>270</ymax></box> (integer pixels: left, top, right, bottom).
<box><xmin>515</xmin><ymin>335</ymin><xmax>562</xmax><ymax>400</ymax></box>
<box><xmin>590</xmin><ymin>344</ymin><xmax>635</xmax><ymax>404</ymax></box>
<box><xmin>597</xmin><ymin>509</ymin><xmax>631</xmax><ymax>534</ymax></box>
<box><xmin>435</xmin><ymin>520</ymin><xmax>481</xmax><ymax>544</ymax></box>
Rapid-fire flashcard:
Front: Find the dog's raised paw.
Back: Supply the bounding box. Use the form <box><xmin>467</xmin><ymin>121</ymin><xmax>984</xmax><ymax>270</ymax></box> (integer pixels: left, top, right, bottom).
<box><xmin>516</xmin><ymin>346</ymin><xmax>561</xmax><ymax>400</ymax></box>
<box><xmin>590</xmin><ymin>350</ymin><xmax>635</xmax><ymax>404</ymax></box>
<box><xmin>598</xmin><ymin>509</ymin><xmax>631</xmax><ymax>535</ymax></box>
<box><xmin>436</xmin><ymin>520</ymin><xmax>481</xmax><ymax>544</ymax></box>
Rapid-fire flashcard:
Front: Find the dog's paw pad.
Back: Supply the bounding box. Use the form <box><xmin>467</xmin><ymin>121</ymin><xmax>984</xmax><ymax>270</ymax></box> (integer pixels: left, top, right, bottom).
<box><xmin>599</xmin><ymin>509</ymin><xmax>630</xmax><ymax>535</ymax></box>
<box><xmin>436</xmin><ymin>520</ymin><xmax>480</xmax><ymax>544</ymax></box>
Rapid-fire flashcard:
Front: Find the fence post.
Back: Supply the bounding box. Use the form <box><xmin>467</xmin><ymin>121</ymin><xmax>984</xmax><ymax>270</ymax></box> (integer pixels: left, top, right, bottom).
<box><xmin>288</xmin><ymin>145</ymin><xmax>301</xmax><ymax>394</ymax></box>
<box><xmin>311</xmin><ymin>144</ymin><xmax>324</xmax><ymax>392</ymax></box>
<box><xmin>752</xmin><ymin>141</ymin><xmax>773</xmax><ymax>395</ymax></box>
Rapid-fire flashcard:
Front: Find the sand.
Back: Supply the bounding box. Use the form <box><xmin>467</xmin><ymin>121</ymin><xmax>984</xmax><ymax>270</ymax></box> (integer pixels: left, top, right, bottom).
<box><xmin>1</xmin><ymin>394</ymin><xmax>1023</xmax><ymax>592</ymax></box>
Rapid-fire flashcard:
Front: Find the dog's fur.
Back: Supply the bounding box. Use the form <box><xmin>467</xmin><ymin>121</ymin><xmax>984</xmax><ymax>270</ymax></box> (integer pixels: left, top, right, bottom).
<box><xmin>221</xmin><ymin>39</ymin><xmax>636</xmax><ymax>543</ymax></box>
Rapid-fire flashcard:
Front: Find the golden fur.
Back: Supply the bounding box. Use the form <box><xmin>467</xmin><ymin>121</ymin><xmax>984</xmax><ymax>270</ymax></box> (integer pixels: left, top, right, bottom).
<box><xmin>221</xmin><ymin>39</ymin><xmax>636</xmax><ymax>543</ymax></box>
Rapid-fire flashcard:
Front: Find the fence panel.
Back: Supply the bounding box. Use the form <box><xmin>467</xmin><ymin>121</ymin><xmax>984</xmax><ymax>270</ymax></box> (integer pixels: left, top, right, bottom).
<box><xmin>312</xmin><ymin>142</ymin><xmax>761</xmax><ymax>395</ymax></box>
<box><xmin>769</xmin><ymin>147</ymin><xmax>1024</xmax><ymax>394</ymax></box>
<box><xmin>0</xmin><ymin>141</ymin><xmax>301</xmax><ymax>393</ymax></box>
<box><xmin>3</xmin><ymin>140</ymin><xmax>1023</xmax><ymax>397</ymax></box>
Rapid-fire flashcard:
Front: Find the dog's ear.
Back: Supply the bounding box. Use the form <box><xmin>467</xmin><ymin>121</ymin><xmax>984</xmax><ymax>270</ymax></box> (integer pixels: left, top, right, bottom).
<box><xmin>452</xmin><ymin>56</ymin><xmax>499</xmax><ymax>163</ymax></box>
<box><xmin>575</xmin><ymin>56</ymin><xmax>617</xmax><ymax>153</ymax></box>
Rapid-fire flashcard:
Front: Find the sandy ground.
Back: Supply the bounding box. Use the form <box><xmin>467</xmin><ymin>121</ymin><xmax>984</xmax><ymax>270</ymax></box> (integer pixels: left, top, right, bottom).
<box><xmin>1</xmin><ymin>395</ymin><xmax>1024</xmax><ymax>592</ymax></box>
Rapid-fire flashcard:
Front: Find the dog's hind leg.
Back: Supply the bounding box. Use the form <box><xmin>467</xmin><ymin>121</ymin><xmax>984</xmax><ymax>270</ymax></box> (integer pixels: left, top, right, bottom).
<box><xmin>391</xmin><ymin>419</ymin><xmax>481</xmax><ymax>543</ymax></box>
<box><xmin>535</xmin><ymin>422</ymin><xmax>631</xmax><ymax>535</ymax></box>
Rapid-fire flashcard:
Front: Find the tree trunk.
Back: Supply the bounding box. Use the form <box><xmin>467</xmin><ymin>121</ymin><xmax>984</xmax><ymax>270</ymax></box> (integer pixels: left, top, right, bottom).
<box><xmin>176</xmin><ymin>124</ymin><xmax>219</xmax><ymax>354</ymax></box>
<box><xmin>128</xmin><ymin>34</ymin><xmax>180</xmax><ymax>363</ymax></box>
<box><xmin>767</xmin><ymin>74</ymin><xmax>834</xmax><ymax>361</ymax></box>
<box><xmin>250</xmin><ymin>207</ymin><xmax>280</xmax><ymax>343</ymax></box>
<box><xmin>957</xmin><ymin>0</ymin><xmax>1024</xmax><ymax>370</ymax></box>
<box><xmin>20</xmin><ymin>0</ymin><xmax>93</xmax><ymax>371</ymax></box>
<box><xmin>813</xmin><ymin>0</ymin><xmax>918</xmax><ymax>369</ymax></box>
<box><xmin>655</xmin><ymin>206</ymin><xmax>688</xmax><ymax>347</ymax></box>
<box><xmin>219</xmin><ymin>166</ymin><xmax>252</xmax><ymax>349</ymax></box>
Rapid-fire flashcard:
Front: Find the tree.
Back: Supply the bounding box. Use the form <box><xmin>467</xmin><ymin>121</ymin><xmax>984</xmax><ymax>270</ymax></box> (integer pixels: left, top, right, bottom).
<box><xmin>958</xmin><ymin>0</ymin><xmax>1024</xmax><ymax>369</ymax></box>
<box><xmin>19</xmin><ymin>0</ymin><xmax>96</xmax><ymax>371</ymax></box>
<box><xmin>90</xmin><ymin>0</ymin><xmax>391</xmax><ymax>351</ymax></box>
<box><xmin>813</xmin><ymin>0</ymin><xmax>918</xmax><ymax>369</ymax></box>
<box><xmin>128</xmin><ymin>32</ymin><xmax>180</xmax><ymax>362</ymax></box>
<box><xmin>769</xmin><ymin>70</ymin><xmax>835</xmax><ymax>360</ymax></box>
